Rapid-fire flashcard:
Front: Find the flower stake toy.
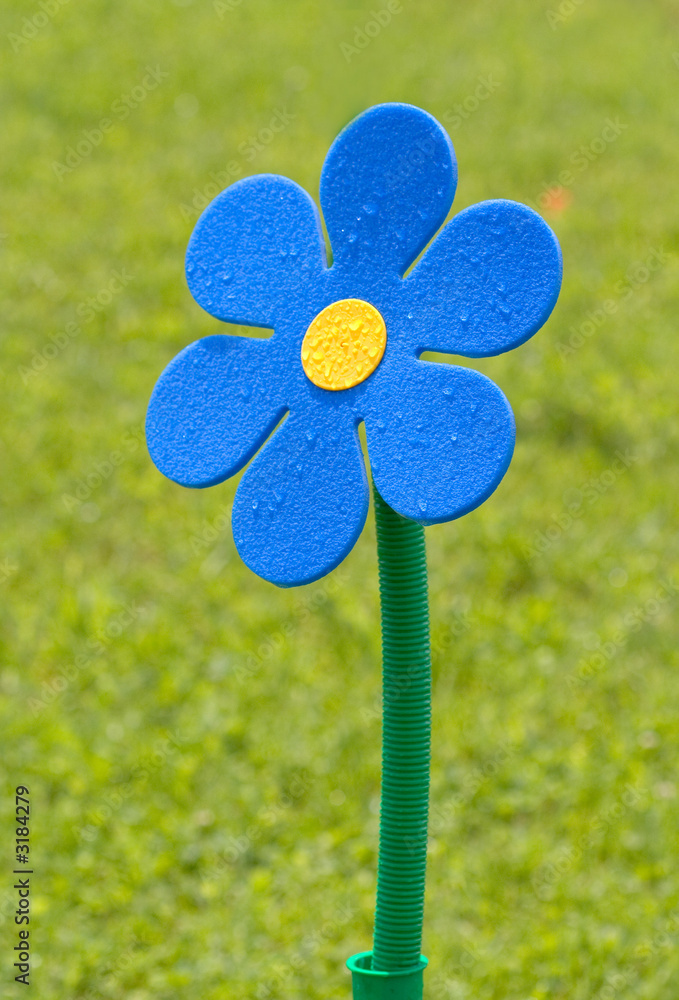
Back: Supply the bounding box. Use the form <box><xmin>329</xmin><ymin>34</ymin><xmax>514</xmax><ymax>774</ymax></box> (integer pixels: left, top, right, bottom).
<box><xmin>146</xmin><ymin>103</ymin><xmax>562</xmax><ymax>999</ymax></box>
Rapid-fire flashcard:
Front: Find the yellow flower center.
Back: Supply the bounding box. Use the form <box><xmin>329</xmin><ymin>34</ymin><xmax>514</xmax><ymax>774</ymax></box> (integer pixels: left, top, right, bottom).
<box><xmin>301</xmin><ymin>298</ymin><xmax>387</xmax><ymax>391</ymax></box>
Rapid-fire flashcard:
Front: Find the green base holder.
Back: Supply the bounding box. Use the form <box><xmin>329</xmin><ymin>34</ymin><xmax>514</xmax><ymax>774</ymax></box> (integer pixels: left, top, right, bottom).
<box><xmin>347</xmin><ymin>951</ymin><xmax>428</xmax><ymax>1000</ymax></box>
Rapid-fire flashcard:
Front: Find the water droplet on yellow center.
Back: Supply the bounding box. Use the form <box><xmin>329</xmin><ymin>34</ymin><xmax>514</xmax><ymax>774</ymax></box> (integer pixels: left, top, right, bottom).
<box><xmin>301</xmin><ymin>298</ymin><xmax>387</xmax><ymax>391</ymax></box>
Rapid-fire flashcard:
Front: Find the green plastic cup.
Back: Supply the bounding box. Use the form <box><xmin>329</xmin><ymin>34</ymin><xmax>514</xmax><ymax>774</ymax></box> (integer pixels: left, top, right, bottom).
<box><xmin>347</xmin><ymin>951</ymin><xmax>428</xmax><ymax>1000</ymax></box>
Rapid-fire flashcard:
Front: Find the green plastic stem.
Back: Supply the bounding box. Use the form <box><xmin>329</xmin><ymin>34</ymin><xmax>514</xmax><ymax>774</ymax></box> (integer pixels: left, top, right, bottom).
<box><xmin>371</xmin><ymin>484</ymin><xmax>431</xmax><ymax>972</ymax></box>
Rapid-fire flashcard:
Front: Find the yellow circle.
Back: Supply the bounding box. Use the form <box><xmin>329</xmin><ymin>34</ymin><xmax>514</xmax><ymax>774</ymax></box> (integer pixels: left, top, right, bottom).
<box><xmin>301</xmin><ymin>298</ymin><xmax>387</xmax><ymax>391</ymax></box>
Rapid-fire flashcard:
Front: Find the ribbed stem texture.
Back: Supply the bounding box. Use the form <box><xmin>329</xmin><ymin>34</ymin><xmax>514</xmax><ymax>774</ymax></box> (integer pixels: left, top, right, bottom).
<box><xmin>371</xmin><ymin>484</ymin><xmax>431</xmax><ymax>972</ymax></box>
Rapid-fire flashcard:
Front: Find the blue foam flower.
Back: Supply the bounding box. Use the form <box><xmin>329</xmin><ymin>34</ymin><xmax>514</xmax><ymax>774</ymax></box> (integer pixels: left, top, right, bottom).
<box><xmin>146</xmin><ymin>103</ymin><xmax>562</xmax><ymax>587</ymax></box>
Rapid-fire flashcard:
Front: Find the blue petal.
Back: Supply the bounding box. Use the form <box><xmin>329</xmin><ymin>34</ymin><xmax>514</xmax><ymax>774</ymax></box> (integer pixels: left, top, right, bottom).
<box><xmin>232</xmin><ymin>408</ymin><xmax>369</xmax><ymax>587</ymax></box>
<box><xmin>364</xmin><ymin>360</ymin><xmax>515</xmax><ymax>523</ymax></box>
<box><xmin>405</xmin><ymin>200</ymin><xmax>562</xmax><ymax>356</ymax></box>
<box><xmin>146</xmin><ymin>335</ymin><xmax>287</xmax><ymax>488</ymax></box>
<box><xmin>320</xmin><ymin>103</ymin><xmax>457</xmax><ymax>277</ymax></box>
<box><xmin>186</xmin><ymin>174</ymin><xmax>327</xmax><ymax>327</ymax></box>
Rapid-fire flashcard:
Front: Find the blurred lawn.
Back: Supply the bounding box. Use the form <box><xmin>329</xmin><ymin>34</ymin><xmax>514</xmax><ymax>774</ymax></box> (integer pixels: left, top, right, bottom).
<box><xmin>1</xmin><ymin>0</ymin><xmax>679</xmax><ymax>997</ymax></box>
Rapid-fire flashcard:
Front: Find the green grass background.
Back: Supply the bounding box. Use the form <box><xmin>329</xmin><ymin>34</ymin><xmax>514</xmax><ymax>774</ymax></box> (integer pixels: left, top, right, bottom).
<box><xmin>1</xmin><ymin>0</ymin><xmax>679</xmax><ymax>996</ymax></box>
